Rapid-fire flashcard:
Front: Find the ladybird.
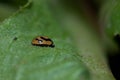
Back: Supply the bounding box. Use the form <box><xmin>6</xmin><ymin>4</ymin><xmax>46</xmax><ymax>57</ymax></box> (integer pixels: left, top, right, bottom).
<box><xmin>32</xmin><ymin>36</ymin><xmax>55</xmax><ymax>47</ymax></box>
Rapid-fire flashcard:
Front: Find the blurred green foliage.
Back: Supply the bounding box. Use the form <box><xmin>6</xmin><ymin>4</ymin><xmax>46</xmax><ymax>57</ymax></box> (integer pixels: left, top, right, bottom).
<box><xmin>0</xmin><ymin>0</ymin><xmax>117</xmax><ymax>80</ymax></box>
<box><xmin>0</xmin><ymin>0</ymin><xmax>89</xmax><ymax>80</ymax></box>
<box><xmin>0</xmin><ymin>0</ymin><xmax>27</xmax><ymax>21</ymax></box>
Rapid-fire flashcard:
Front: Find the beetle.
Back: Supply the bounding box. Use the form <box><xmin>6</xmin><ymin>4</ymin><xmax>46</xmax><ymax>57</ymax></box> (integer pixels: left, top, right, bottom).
<box><xmin>32</xmin><ymin>36</ymin><xmax>55</xmax><ymax>47</ymax></box>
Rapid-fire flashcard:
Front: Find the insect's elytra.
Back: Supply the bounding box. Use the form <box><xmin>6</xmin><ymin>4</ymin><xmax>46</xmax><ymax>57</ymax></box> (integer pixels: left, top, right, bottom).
<box><xmin>32</xmin><ymin>36</ymin><xmax>55</xmax><ymax>48</ymax></box>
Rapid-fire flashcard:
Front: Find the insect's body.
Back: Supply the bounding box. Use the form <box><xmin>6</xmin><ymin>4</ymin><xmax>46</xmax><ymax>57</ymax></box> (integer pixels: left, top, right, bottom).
<box><xmin>32</xmin><ymin>36</ymin><xmax>55</xmax><ymax>47</ymax></box>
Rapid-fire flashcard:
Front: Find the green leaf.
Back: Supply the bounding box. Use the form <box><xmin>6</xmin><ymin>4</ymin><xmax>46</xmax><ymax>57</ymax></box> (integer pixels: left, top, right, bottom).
<box><xmin>0</xmin><ymin>0</ymin><xmax>89</xmax><ymax>80</ymax></box>
<box><xmin>0</xmin><ymin>0</ymin><xmax>28</xmax><ymax>22</ymax></box>
<box><xmin>50</xmin><ymin>0</ymin><xmax>115</xmax><ymax>80</ymax></box>
<box><xmin>100</xmin><ymin>0</ymin><xmax>120</xmax><ymax>52</ymax></box>
<box><xmin>100</xmin><ymin>0</ymin><xmax>120</xmax><ymax>38</ymax></box>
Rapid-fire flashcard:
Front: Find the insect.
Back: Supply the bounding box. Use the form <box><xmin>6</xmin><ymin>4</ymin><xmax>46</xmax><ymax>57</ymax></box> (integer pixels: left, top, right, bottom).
<box><xmin>32</xmin><ymin>36</ymin><xmax>55</xmax><ymax>47</ymax></box>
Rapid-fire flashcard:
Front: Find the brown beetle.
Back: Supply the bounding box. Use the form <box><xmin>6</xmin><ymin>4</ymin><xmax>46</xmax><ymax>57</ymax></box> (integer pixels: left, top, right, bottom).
<box><xmin>32</xmin><ymin>36</ymin><xmax>55</xmax><ymax>47</ymax></box>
